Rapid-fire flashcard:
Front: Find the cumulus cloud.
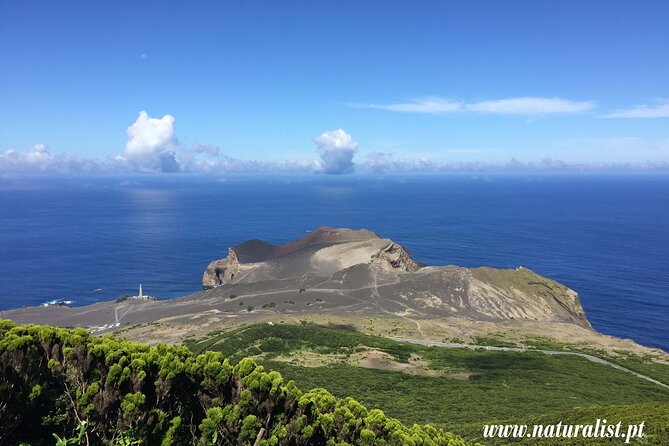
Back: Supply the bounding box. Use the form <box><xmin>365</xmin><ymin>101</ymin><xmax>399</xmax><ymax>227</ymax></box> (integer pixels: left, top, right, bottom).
<box><xmin>116</xmin><ymin>111</ymin><xmax>180</xmax><ymax>172</ymax></box>
<box><xmin>353</xmin><ymin>96</ymin><xmax>594</xmax><ymax>115</ymax></box>
<box><xmin>0</xmin><ymin>144</ymin><xmax>104</xmax><ymax>176</ymax></box>
<box><xmin>0</xmin><ymin>111</ymin><xmax>317</xmax><ymax>176</ymax></box>
<box><xmin>600</xmin><ymin>100</ymin><xmax>669</xmax><ymax>118</ymax></box>
<box><xmin>0</xmin><ymin>144</ymin><xmax>53</xmax><ymax>172</ymax></box>
<box><xmin>4</xmin><ymin>109</ymin><xmax>667</xmax><ymax>177</ymax></box>
<box><xmin>313</xmin><ymin>129</ymin><xmax>358</xmax><ymax>174</ymax></box>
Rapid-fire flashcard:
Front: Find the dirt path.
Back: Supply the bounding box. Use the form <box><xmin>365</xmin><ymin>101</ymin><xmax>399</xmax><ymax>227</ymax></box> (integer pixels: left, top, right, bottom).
<box><xmin>369</xmin><ymin>268</ymin><xmax>425</xmax><ymax>337</ymax></box>
<box><xmin>393</xmin><ymin>337</ymin><xmax>669</xmax><ymax>391</ymax></box>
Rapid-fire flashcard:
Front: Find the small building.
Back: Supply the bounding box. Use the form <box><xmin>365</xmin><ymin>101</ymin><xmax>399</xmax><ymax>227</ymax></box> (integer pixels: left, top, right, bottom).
<box><xmin>132</xmin><ymin>284</ymin><xmax>156</xmax><ymax>301</ymax></box>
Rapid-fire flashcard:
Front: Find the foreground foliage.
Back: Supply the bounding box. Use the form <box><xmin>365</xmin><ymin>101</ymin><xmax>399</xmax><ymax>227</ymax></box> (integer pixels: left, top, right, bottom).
<box><xmin>0</xmin><ymin>320</ymin><xmax>473</xmax><ymax>446</ymax></box>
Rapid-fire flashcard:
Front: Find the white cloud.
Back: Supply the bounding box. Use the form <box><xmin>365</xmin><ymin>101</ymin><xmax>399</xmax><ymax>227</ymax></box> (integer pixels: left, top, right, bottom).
<box><xmin>361</xmin><ymin>152</ymin><xmax>669</xmax><ymax>173</ymax></box>
<box><xmin>364</xmin><ymin>152</ymin><xmax>445</xmax><ymax>173</ymax></box>
<box><xmin>4</xmin><ymin>109</ymin><xmax>667</xmax><ymax>177</ymax></box>
<box><xmin>179</xmin><ymin>153</ymin><xmax>313</xmax><ymax>174</ymax></box>
<box><xmin>3</xmin><ymin>140</ymin><xmax>667</xmax><ymax>176</ymax></box>
<box><xmin>466</xmin><ymin>97</ymin><xmax>594</xmax><ymax>115</ymax></box>
<box><xmin>0</xmin><ymin>144</ymin><xmax>53</xmax><ymax>174</ymax></box>
<box><xmin>600</xmin><ymin>100</ymin><xmax>669</xmax><ymax>118</ymax></box>
<box><xmin>116</xmin><ymin>111</ymin><xmax>180</xmax><ymax>172</ymax></box>
<box><xmin>354</xmin><ymin>96</ymin><xmax>594</xmax><ymax>116</ymax></box>
<box><xmin>0</xmin><ymin>144</ymin><xmax>104</xmax><ymax>176</ymax></box>
<box><xmin>313</xmin><ymin>129</ymin><xmax>358</xmax><ymax>174</ymax></box>
<box><xmin>0</xmin><ymin>111</ymin><xmax>317</xmax><ymax>176</ymax></box>
<box><xmin>354</xmin><ymin>97</ymin><xmax>463</xmax><ymax>114</ymax></box>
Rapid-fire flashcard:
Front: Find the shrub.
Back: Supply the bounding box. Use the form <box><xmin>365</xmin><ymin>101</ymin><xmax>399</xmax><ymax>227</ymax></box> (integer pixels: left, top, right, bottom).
<box><xmin>0</xmin><ymin>320</ymin><xmax>473</xmax><ymax>446</ymax></box>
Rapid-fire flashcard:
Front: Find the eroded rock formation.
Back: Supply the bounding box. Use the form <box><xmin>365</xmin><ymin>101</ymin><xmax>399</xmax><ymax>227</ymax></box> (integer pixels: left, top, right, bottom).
<box><xmin>202</xmin><ymin>248</ymin><xmax>241</xmax><ymax>288</ymax></box>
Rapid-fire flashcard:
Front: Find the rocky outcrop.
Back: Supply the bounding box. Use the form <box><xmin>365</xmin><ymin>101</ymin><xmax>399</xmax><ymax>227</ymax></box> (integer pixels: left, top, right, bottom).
<box><xmin>371</xmin><ymin>242</ymin><xmax>421</xmax><ymax>272</ymax></box>
<box><xmin>202</xmin><ymin>248</ymin><xmax>240</xmax><ymax>288</ymax></box>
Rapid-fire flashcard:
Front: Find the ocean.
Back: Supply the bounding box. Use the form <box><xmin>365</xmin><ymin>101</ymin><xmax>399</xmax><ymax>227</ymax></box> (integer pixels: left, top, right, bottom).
<box><xmin>0</xmin><ymin>173</ymin><xmax>667</xmax><ymax>351</ymax></box>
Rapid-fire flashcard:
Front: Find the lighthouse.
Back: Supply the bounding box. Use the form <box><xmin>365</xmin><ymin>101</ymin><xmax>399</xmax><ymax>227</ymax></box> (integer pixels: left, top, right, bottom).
<box><xmin>131</xmin><ymin>284</ymin><xmax>155</xmax><ymax>301</ymax></box>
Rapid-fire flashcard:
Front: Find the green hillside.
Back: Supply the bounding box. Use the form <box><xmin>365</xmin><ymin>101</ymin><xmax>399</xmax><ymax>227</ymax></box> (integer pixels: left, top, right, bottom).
<box><xmin>185</xmin><ymin>322</ymin><xmax>669</xmax><ymax>445</ymax></box>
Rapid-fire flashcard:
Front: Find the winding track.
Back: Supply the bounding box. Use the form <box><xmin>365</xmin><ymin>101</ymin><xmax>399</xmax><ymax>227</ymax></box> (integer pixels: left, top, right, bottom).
<box><xmin>392</xmin><ymin>337</ymin><xmax>669</xmax><ymax>391</ymax></box>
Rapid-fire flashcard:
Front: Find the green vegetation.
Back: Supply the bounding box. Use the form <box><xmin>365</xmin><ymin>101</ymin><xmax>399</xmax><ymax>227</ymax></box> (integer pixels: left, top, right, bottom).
<box><xmin>186</xmin><ymin>323</ymin><xmax>669</xmax><ymax>445</ymax></box>
<box><xmin>115</xmin><ymin>295</ymin><xmax>129</xmax><ymax>303</ymax></box>
<box><xmin>228</xmin><ymin>294</ymin><xmax>238</xmax><ymax>299</ymax></box>
<box><xmin>605</xmin><ymin>353</ymin><xmax>669</xmax><ymax>386</ymax></box>
<box><xmin>472</xmin><ymin>336</ymin><xmax>517</xmax><ymax>348</ymax></box>
<box><xmin>521</xmin><ymin>336</ymin><xmax>571</xmax><ymax>350</ymax></box>
<box><xmin>262</xmin><ymin>302</ymin><xmax>277</xmax><ymax>309</ymax></box>
<box><xmin>519</xmin><ymin>337</ymin><xmax>669</xmax><ymax>385</ymax></box>
<box><xmin>455</xmin><ymin>402</ymin><xmax>669</xmax><ymax>445</ymax></box>
<box><xmin>185</xmin><ymin>323</ymin><xmax>413</xmax><ymax>362</ymax></box>
<box><xmin>0</xmin><ymin>320</ymin><xmax>472</xmax><ymax>445</ymax></box>
<box><xmin>247</xmin><ymin>305</ymin><xmax>255</xmax><ymax>312</ymax></box>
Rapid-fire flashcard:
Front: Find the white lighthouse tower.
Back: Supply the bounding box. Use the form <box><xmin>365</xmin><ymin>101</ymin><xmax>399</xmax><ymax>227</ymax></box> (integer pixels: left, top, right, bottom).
<box><xmin>131</xmin><ymin>283</ymin><xmax>155</xmax><ymax>301</ymax></box>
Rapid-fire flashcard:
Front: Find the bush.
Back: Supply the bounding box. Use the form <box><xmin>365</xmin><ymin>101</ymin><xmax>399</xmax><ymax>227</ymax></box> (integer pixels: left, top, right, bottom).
<box><xmin>0</xmin><ymin>320</ymin><xmax>473</xmax><ymax>445</ymax></box>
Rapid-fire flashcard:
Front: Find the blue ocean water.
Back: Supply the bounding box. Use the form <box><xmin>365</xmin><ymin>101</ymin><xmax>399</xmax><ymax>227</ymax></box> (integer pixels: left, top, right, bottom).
<box><xmin>0</xmin><ymin>174</ymin><xmax>667</xmax><ymax>351</ymax></box>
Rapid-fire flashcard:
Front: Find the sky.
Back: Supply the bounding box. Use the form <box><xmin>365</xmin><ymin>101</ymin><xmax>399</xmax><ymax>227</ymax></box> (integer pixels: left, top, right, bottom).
<box><xmin>1</xmin><ymin>0</ymin><xmax>668</xmax><ymax>175</ymax></box>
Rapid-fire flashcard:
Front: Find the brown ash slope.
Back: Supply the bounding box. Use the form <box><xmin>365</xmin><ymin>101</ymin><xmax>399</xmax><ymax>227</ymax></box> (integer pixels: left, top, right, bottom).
<box><xmin>201</xmin><ymin>226</ymin><xmax>589</xmax><ymax>328</ymax></box>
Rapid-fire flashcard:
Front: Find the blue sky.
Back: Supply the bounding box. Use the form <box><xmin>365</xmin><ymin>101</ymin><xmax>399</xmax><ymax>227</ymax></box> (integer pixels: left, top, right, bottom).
<box><xmin>1</xmin><ymin>1</ymin><xmax>668</xmax><ymax>174</ymax></box>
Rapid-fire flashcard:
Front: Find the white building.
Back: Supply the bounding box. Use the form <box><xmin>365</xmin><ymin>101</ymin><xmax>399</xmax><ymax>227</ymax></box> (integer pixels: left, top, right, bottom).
<box><xmin>132</xmin><ymin>284</ymin><xmax>156</xmax><ymax>301</ymax></box>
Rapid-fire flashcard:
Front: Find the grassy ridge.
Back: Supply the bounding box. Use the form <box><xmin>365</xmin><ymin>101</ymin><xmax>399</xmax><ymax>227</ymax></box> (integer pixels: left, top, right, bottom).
<box><xmin>186</xmin><ymin>323</ymin><xmax>669</xmax><ymax>445</ymax></box>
